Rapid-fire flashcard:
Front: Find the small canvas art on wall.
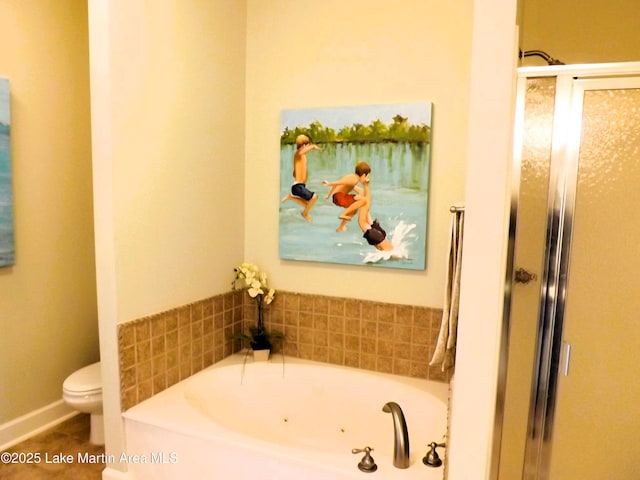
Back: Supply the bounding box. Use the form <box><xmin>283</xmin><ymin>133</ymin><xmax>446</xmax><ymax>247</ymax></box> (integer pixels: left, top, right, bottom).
<box><xmin>0</xmin><ymin>78</ymin><xmax>14</xmax><ymax>267</ymax></box>
<box><xmin>279</xmin><ymin>102</ymin><xmax>432</xmax><ymax>270</ymax></box>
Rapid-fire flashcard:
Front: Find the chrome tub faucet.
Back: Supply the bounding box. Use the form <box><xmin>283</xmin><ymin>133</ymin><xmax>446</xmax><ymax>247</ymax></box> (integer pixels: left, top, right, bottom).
<box><xmin>382</xmin><ymin>401</ymin><xmax>410</xmax><ymax>468</ymax></box>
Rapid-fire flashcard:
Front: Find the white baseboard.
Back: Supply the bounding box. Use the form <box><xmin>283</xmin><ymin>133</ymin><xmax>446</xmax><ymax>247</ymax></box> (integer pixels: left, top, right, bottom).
<box><xmin>0</xmin><ymin>399</ymin><xmax>77</xmax><ymax>451</ymax></box>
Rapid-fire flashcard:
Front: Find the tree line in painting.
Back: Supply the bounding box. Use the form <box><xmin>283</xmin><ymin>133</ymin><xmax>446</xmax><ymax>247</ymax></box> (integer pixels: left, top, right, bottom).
<box><xmin>281</xmin><ymin>114</ymin><xmax>430</xmax><ymax>145</ymax></box>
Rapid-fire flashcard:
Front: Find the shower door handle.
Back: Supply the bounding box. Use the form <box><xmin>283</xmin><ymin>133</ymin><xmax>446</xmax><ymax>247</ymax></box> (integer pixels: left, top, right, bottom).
<box><xmin>514</xmin><ymin>267</ymin><xmax>538</xmax><ymax>284</ymax></box>
<box><xmin>561</xmin><ymin>341</ymin><xmax>572</xmax><ymax>376</ymax></box>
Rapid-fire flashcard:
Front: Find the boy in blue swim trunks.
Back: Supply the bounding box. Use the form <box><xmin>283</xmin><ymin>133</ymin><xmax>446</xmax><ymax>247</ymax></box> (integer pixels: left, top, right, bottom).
<box><xmin>281</xmin><ymin>134</ymin><xmax>321</xmax><ymax>221</ymax></box>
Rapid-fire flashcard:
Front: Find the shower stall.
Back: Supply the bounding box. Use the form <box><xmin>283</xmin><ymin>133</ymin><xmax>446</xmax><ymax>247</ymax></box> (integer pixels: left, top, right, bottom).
<box><xmin>497</xmin><ymin>62</ymin><xmax>640</xmax><ymax>480</ymax></box>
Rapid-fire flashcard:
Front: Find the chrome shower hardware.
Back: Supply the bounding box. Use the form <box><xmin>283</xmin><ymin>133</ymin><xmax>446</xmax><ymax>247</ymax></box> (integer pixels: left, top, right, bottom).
<box><xmin>519</xmin><ymin>49</ymin><xmax>565</xmax><ymax>65</ymax></box>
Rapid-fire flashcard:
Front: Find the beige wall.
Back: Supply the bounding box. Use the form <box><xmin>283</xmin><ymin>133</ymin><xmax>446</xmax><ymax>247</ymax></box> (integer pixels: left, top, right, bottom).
<box><xmin>89</xmin><ymin>0</ymin><xmax>247</xmax><ymax>471</ymax></box>
<box><xmin>520</xmin><ymin>0</ymin><xmax>640</xmax><ymax>65</ymax></box>
<box><xmin>0</xmin><ymin>0</ymin><xmax>98</xmax><ymax>423</ymax></box>
<box><xmin>107</xmin><ymin>1</ymin><xmax>247</xmax><ymax>322</ymax></box>
<box><xmin>245</xmin><ymin>0</ymin><xmax>472</xmax><ymax>307</ymax></box>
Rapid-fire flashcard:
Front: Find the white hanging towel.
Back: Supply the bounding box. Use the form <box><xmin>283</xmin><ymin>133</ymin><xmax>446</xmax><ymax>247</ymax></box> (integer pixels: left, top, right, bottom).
<box><xmin>430</xmin><ymin>207</ymin><xmax>464</xmax><ymax>371</ymax></box>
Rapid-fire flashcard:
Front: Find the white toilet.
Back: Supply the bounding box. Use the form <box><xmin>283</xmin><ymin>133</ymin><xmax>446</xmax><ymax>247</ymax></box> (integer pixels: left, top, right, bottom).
<box><xmin>62</xmin><ymin>361</ymin><xmax>104</xmax><ymax>445</ymax></box>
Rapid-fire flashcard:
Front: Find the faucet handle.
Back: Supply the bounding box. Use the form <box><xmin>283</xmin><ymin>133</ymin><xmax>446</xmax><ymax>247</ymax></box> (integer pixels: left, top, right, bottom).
<box><xmin>352</xmin><ymin>446</ymin><xmax>378</xmax><ymax>473</ymax></box>
<box><xmin>423</xmin><ymin>441</ymin><xmax>446</xmax><ymax>467</ymax></box>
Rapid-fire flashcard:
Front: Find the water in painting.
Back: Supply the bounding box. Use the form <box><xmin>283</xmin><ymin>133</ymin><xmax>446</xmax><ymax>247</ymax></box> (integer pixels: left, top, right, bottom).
<box><xmin>0</xmin><ymin>78</ymin><xmax>14</xmax><ymax>267</ymax></box>
<box><xmin>279</xmin><ymin>102</ymin><xmax>431</xmax><ymax>270</ymax></box>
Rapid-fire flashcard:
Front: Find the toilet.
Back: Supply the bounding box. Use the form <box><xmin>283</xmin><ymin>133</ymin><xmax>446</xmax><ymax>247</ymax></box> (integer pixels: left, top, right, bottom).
<box><xmin>62</xmin><ymin>361</ymin><xmax>104</xmax><ymax>445</ymax></box>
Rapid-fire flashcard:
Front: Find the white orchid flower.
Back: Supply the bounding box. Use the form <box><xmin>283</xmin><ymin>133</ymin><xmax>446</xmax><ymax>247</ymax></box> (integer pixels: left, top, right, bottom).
<box><xmin>243</xmin><ymin>272</ymin><xmax>255</xmax><ymax>286</ymax></box>
<box><xmin>234</xmin><ymin>263</ymin><xmax>275</xmax><ymax>304</ymax></box>
<box><xmin>264</xmin><ymin>288</ymin><xmax>275</xmax><ymax>305</ymax></box>
<box><xmin>248</xmin><ymin>279</ymin><xmax>264</xmax><ymax>298</ymax></box>
<box><xmin>242</xmin><ymin>262</ymin><xmax>258</xmax><ymax>273</ymax></box>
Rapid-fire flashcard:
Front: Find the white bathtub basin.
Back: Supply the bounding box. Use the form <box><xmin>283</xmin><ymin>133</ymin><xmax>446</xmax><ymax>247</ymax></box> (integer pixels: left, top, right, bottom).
<box><xmin>124</xmin><ymin>353</ymin><xmax>448</xmax><ymax>479</ymax></box>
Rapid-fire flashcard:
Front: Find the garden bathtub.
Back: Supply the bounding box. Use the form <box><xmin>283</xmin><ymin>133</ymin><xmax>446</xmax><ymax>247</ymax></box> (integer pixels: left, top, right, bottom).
<box><xmin>123</xmin><ymin>353</ymin><xmax>448</xmax><ymax>479</ymax></box>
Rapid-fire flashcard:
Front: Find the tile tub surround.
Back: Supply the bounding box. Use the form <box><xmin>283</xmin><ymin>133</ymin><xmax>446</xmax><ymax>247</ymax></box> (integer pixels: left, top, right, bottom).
<box><xmin>118</xmin><ymin>290</ymin><xmax>450</xmax><ymax>411</ymax></box>
<box><xmin>118</xmin><ymin>291</ymin><xmax>244</xmax><ymax>411</ymax></box>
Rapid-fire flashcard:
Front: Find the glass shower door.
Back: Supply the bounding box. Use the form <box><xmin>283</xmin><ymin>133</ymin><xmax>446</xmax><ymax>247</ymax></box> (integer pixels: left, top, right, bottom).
<box><xmin>503</xmin><ymin>68</ymin><xmax>640</xmax><ymax>480</ymax></box>
<box><xmin>546</xmin><ymin>77</ymin><xmax>640</xmax><ymax>479</ymax></box>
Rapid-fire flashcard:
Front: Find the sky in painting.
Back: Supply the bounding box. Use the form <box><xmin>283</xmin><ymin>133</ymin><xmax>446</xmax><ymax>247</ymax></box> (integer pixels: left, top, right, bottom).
<box><xmin>281</xmin><ymin>102</ymin><xmax>431</xmax><ymax>131</ymax></box>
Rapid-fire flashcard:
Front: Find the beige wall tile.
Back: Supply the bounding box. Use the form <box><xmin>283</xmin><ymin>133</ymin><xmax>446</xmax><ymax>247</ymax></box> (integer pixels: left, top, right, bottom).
<box><xmin>118</xmin><ymin>290</ymin><xmax>451</xmax><ymax>410</ymax></box>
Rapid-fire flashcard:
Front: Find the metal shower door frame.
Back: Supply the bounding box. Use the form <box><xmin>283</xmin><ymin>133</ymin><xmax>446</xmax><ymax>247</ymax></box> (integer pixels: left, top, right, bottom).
<box><xmin>499</xmin><ymin>61</ymin><xmax>640</xmax><ymax>480</ymax></box>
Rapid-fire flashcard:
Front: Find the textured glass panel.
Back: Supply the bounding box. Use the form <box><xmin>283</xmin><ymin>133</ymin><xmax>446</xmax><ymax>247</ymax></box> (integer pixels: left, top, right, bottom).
<box><xmin>500</xmin><ymin>76</ymin><xmax>556</xmax><ymax>480</ymax></box>
<box><xmin>550</xmin><ymin>85</ymin><xmax>640</xmax><ymax>480</ymax></box>
<box><xmin>521</xmin><ymin>77</ymin><xmax>556</xmax><ymax>194</ymax></box>
<box><xmin>578</xmin><ymin>88</ymin><xmax>640</xmax><ymax>201</ymax></box>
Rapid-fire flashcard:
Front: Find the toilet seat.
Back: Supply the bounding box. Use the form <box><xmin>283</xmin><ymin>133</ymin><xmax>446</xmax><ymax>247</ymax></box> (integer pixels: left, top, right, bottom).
<box><xmin>63</xmin><ymin>387</ymin><xmax>102</xmax><ymax>397</ymax></box>
<box><xmin>63</xmin><ymin>361</ymin><xmax>102</xmax><ymax>395</ymax></box>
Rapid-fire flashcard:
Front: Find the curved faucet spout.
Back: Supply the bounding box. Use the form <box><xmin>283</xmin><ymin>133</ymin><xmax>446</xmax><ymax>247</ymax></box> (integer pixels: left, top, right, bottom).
<box><xmin>382</xmin><ymin>401</ymin><xmax>410</xmax><ymax>468</ymax></box>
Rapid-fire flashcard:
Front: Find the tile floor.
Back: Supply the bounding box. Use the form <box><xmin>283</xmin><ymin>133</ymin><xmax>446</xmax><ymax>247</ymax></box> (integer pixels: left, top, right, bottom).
<box><xmin>0</xmin><ymin>414</ymin><xmax>105</xmax><ymax>479</ymax></box>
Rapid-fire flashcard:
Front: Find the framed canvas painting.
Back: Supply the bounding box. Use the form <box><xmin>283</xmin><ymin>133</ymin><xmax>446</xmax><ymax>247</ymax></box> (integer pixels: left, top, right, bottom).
<box><xmin>279</xmin><ymin>102</ymin><xmax>432</xmax><ymax>270</ymax></box>
<box><xmin>0</xmin><ymin>78</ymin><xmax>14</xmax><ymax>267</ymax></box>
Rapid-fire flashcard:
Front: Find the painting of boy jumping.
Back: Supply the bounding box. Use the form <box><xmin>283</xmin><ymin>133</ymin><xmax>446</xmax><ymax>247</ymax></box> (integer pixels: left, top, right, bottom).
<box><xmin>322</xmin><ymin>160</ymin><xmax>371</xmax><ymax>232</ymax></box>
<box><xmin>280</xmin><ymin>134</ymin><xmax>322</xmax><ymax>221</ymax></box>
<box><xmin>279</xmin><ymin>102</ymin><xmax>432</xmax><ymax>270</ymax></box>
